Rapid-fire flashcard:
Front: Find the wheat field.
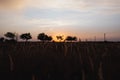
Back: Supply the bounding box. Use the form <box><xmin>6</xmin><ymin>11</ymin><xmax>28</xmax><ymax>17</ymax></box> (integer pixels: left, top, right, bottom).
<box><xmin>0</xmin><ymin>42</ymin><xmax>120</xmax><ymax>80</ymax></box>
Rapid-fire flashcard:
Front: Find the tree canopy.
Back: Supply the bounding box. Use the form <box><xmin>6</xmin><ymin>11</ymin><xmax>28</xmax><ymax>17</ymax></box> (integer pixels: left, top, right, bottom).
<box><xmin>56</xmin><ymin>35</ymin><xmax>64</xmax><ymax>42</ymax></box>
<box><xmin>20</xmin><ymin>33</ymin><xmax>32</xmax><ymax>41</ymax></box>
<box><xmin>2</xmin><ymin>32</ymin><xmax>80</xmax><ymax>42</ymax></box>
<box><xmin>0</xmin><ymin>37</ymin><xmax>4</xmax><ymax>42</ymax></box>
<box><xmin>4</xmin><ymin>32</ymin><xmax>15</xmax><ymax>40</ymax></box>
<box><xmin>37</xmin><ymin>33</ymin><xmax>52</xmax><ymax>42</ymax></box>
<box><xmin>65</xmin><ymin>36</ymin><xmax>77</xmax><ymax>42</ymax></box>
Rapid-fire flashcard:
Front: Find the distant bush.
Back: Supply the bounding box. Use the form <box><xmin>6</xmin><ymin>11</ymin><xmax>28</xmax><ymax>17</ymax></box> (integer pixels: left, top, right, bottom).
<box><xmin>65</xmin><ymin>36</ymin><xmax>77</xmax><ymax>42</ymax></box>
<box><xmin>20</xmin><ymin>33</ymin><xmax>32</xmax><ymax>41</ymax></box>
<box><xmin>4</xmin><ymin>32</ymin><xmax>15</xmax><ymax>40</ymax></box>
<box><xmin>37</xmin><ymin>33</ymin><xmax>52</xmax><ymax>42</ymax></box>
<box><xmin>0</xmin><ymin>37</ymin><xmax>4</xmax><ymax>42</ymax></box>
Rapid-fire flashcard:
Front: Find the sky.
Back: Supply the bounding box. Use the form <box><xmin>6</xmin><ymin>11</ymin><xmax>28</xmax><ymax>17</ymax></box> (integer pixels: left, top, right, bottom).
<box><xmin>0</xmin><ymin>0</ymin><xmax>120</xmax><ymax>41</ymax></box>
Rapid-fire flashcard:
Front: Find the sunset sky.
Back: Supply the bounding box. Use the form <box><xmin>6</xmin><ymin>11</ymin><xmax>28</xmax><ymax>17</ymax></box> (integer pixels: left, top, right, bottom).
<box><xmin>0</xmin><ymin>0</ymin><xmax>120</xmax><ymax>41</ymax></box>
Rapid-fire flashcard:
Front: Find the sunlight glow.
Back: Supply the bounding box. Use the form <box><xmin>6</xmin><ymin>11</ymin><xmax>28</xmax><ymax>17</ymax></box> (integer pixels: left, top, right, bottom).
<box><xmin>52</xmin><ymin>32</ymin><xmax>67</xmax><ymax>42</ymax></box>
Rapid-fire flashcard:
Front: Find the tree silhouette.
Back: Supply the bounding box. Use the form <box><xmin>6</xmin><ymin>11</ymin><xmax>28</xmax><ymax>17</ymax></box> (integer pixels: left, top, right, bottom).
<box><xmin>20</xmin><ymin>33</ymin><xmax>32</xmax><ymax>41</ymax></box>
<box><xmin>56</xmin><ymin>35</ymin><xmax>64</xmax><ymax>42</ymax></box>
<box><xmin>37</xmin><ymin>33</ymin><xmax>52</xmax><ymax>42</ymax></box>
<box><xmin>65</xmin><ymin>36</ymin><xmax>77</xmax><ymax>42</ymax></box>
<box><xmin>4</xmin><ymin>32</ymin><xmax>15</xmax><ymax>40</ymax></box>
<box><xmin>0</xmin><ymin>37</ymin><xmax>4</xmax><ymax>42</ymax></box>
<box><xmin>46</xmin><ymin>36</ymin><xmax>52</xmax><ymax>41</ymax></box>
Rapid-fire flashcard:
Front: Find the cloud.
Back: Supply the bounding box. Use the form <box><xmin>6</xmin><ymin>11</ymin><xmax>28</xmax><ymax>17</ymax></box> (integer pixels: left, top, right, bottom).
<box><xmin>0</xmin><ymin>0</ymin><xmax>119</xmax><ymax>14</ymax></box>
<box><xmin>28</xmin><ymin>0</ymin><xmax>120</xmax><ymax>9</ymax></box>
<box><xmin>94</xmin><ymin>7</ymin><xmax>120</xmax><ymax>15</ymax></box>
<box><xmin>28</xmin><ymin>0</ymin><xmax>89</xmax><ymax>10</ymax></box>
<box><xmin>0</xmin><ymin>0</ymin><xmax>26</xmax><ymax>10</ymax></box>
<box><xmin>27</xmin><ymin>19</ymin><xmax>78</xmax><ymax>27</ymax></box>
<box><xmin>27</xmin><ymin>0</ymin><xmax>120</xmax><ymax>14</ymax></box>
<box><xmin>0</xmin><ymin>11</ymin><xmax>78</xmax><ymax>33</ymax></box>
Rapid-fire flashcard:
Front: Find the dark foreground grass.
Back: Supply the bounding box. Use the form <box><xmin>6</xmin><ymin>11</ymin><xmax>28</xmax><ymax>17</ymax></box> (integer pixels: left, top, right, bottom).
<box><xmin>0</xmin><ymin>42</ymin><xmax>120</xmax><ymax>80</ymax></box>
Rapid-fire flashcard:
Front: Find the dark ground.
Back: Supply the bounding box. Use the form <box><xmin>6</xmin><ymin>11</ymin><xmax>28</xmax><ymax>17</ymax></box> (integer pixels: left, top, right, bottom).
<box><xmin>0</xmin><ymin>42</ymin><xmax>120</xmax><ymax>80</ymax></box>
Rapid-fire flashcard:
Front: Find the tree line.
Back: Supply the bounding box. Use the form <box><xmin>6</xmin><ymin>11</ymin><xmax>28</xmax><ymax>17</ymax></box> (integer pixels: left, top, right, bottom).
<box><xmin>0</xmin><ymin>32</ymin><xmax>77</xmax><ymax>42</ymax></box>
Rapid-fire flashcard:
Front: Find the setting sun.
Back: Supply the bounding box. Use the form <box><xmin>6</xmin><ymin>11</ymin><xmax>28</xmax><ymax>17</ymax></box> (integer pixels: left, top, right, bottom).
<box><xmin>52</xmin><ymin>33</ymin><xmax>66</xmax><ymax>42</ymax></box>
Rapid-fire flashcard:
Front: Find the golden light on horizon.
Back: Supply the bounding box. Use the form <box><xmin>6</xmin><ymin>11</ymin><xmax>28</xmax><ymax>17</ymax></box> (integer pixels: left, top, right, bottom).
<box><xmin>52</xmin><ymin>32</ymin><xmax>68</xmax><ymax>42</ymax></box>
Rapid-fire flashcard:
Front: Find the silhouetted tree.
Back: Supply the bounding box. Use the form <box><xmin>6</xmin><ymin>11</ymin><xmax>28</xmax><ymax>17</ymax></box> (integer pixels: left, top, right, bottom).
<box><xmin>65</xmin><ymin>36</ymin><xmax>77</xmax><ymax>42</ymax></box>
<box><xmin>0</xmin><ymin>37</ymin><xmax>4</xmax><ymax>42</ymax></box>
<box><xmin>37</xmin><ymin>33</ymin><xmax>46</xmax><ymax>41</ymax></box>
<box><xmin>20</xmin><ymin>33</ymin><xmax>32</xmax><ymax>41</ymax></box>
<box><xmin>56</xmin><ymin>35</ymin><xmax>64</xmax><ymax>42</ymax></box>
<box><xmin>4</xmin><ymin>32</ymin><xmax>15</xmax><ymax>40</ymax></box>
<box><xmin>37</xmin><ymin>33</ymin><xmax>52</xmax><ymax>42</ymax></box>
<box><xmin>46</xmin><ymin>36</ymin><xmax>52</xmax><ymax>41</ymax></box>
<box><xmin>4</xmin><ymin>32</ymin><xmax>17</xmax><ymax>42</ymax></box>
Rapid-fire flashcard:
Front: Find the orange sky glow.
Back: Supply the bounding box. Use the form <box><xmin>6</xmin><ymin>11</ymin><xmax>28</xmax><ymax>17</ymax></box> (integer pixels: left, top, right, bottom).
<box><xmin>0</xmin><ymin>0</ymin><xmax>120</xmax><ymax>41</ymax></box>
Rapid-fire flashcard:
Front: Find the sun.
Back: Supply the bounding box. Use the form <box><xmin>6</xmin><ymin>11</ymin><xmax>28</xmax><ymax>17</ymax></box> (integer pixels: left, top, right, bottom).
<box><xmin>52</xmin><ymin>33</ymin><xmax>67</xmax><ymax>42</ymax></box>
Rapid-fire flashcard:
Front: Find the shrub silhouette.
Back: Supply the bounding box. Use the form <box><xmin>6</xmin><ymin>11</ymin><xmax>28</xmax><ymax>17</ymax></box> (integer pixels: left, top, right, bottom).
<box><xmin>4</xmin><ymin>32</ymin><xmax>17</xmax><ymax>42</ymax></box>
<box><xmin>0</xmin><ymin>37</ymin><xmax>4</xmax><ymax>42</ymax></box>
<box><xmin>38</xmin><ymin>33</ymin><xmax>52</xmax><ymax>42</ymax></box>
<box><xmin>20</xmin><ymin>33</ymin><xmax>32</xmax><ymax>41</ymax></box>
<box><xmin>4</xmin><ymin>32</ymin><xmax>15</xmax><ymax>40</ymax></box>
<box><xmin>56</xmin><ymin>36</ymin><xmax>64</xmax><ymax>42</ymax></box>
<box><xmin>65</xmin><ymin>36</ymin><xmax>77</xmax><ymax>42</ymax></box>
